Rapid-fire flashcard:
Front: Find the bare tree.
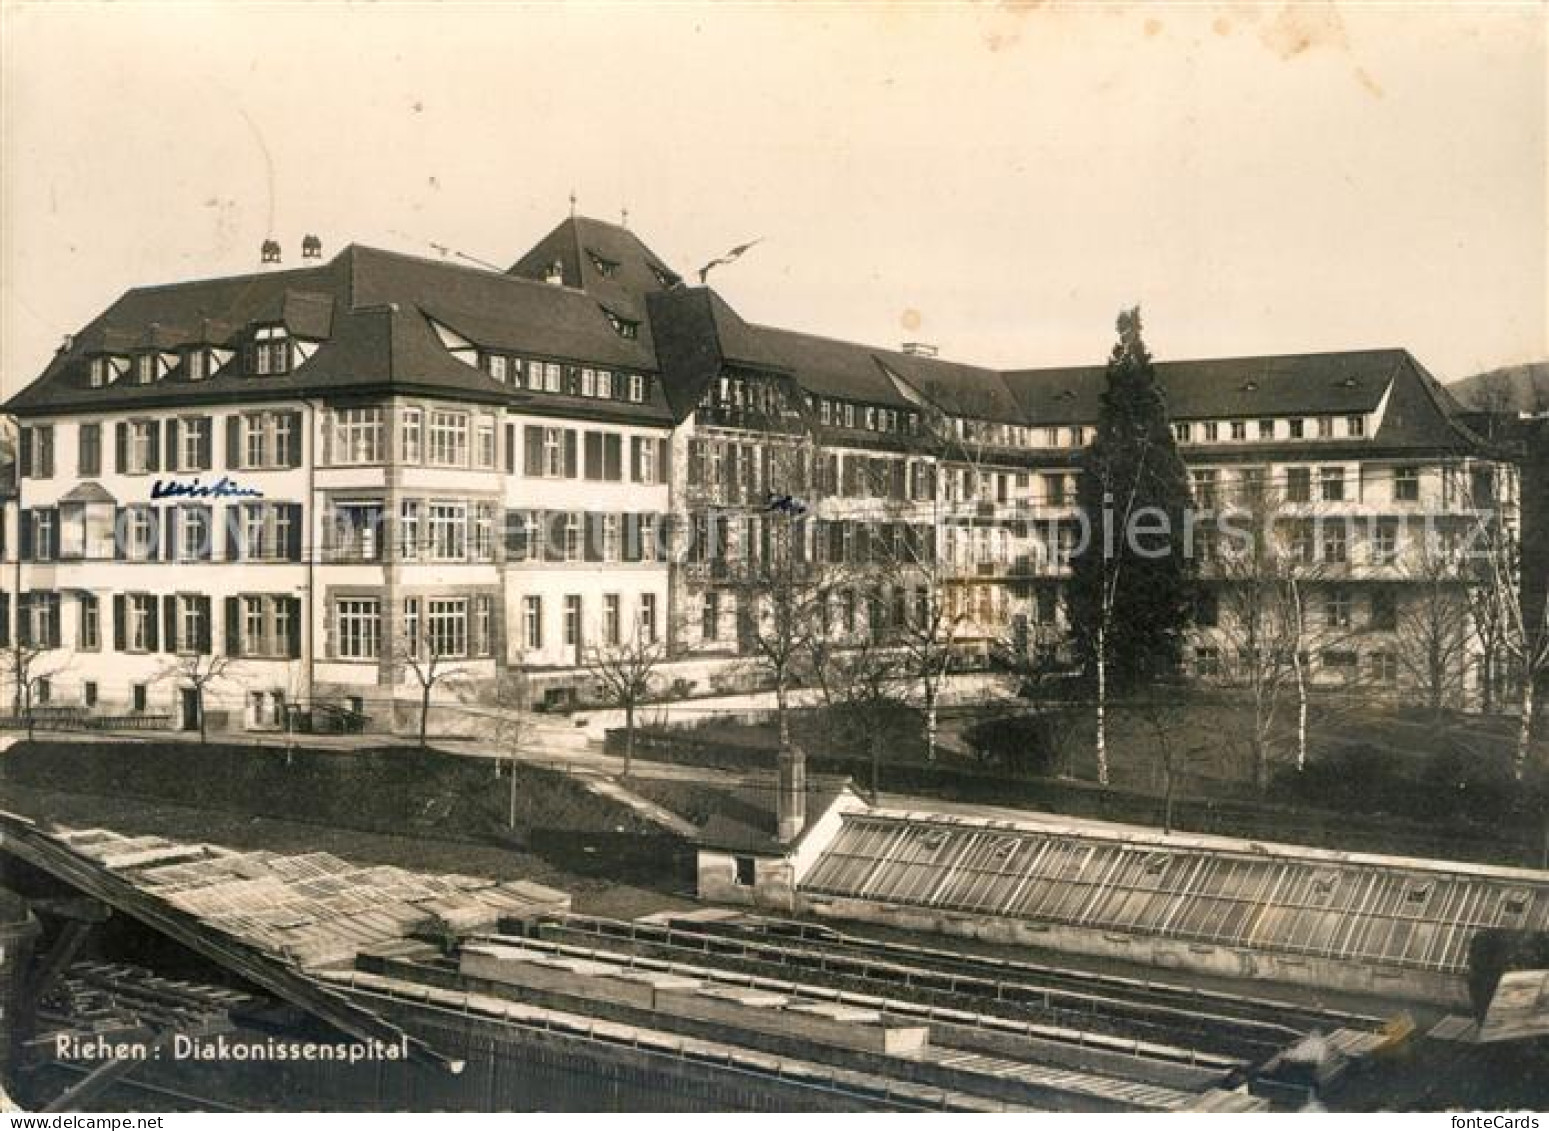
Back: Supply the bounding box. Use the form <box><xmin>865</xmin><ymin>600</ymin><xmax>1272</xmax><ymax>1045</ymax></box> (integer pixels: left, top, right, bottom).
<box><xmin>2</xmin><ymin>641</ymin><xmax>68</xmax><ymax>741</ymax></box>
<box><xmin>890</xmin><ymin>383</ymin><xmax>1019</xmax><ymax>763</ymax></box>
<box><xmin>825</xmin><ymin>634</ymin><xmax>907</xmax><ymax>802</ymax></box>
<box><xmin>394</xmin><ymin>632</ymin><xmax>470</xmax><ymax>749</ymax></box>
<box><xmin>1395</xmin><ymin>528</ymin><xmax>1473</xmax><ymax>716</ymax></box>
<box><xmin>730</xmin><ymin>434</ymin><xmax>847</xmax><ymax>758</ymax></box>
<box><xmin>1215</xmin><ymin>481</ymin><xmax>1311</xmax><ymax>786</ymax></box>
<box><xmin>484</xmin><ymin>669</ymin><xmax>531</xmax><ymax>828</ymax></box>
<box><xmin>1465</xmin><ymin>468</ymin><xmax>1549</xmax><ymax>780</ymax></box>
<box><xmin>584</xmin><ymin>629</ymin><xmax>666</xmax><ymax>779</ymax></box>
<box><xmin>154</xmin><ymin>652</ymin><xmax>237</xmax><ymax>744</ymax></box>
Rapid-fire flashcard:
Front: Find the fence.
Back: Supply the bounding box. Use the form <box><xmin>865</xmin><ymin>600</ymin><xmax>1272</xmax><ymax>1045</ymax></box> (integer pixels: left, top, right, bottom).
<box><xmin>606</xmin><ymin>727</ymin><xmax>1544</xmax><ymax>868</ymax></box>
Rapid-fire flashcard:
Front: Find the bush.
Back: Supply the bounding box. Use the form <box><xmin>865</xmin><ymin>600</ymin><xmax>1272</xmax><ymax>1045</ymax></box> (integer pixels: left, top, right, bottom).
<box><xmin>823</xmin><ymin>701</ymin><xmax>922</xmax><ymax>755</ymax></box>
<box><xmin>1273</xmin><ymin>744</ymin><xmax>1417</xmax><ymax>817</ymax></box>
<box><xmin>962</xmin><ymin>714</ymin><xmax>1062</xmax><ymax>777</ymax></box>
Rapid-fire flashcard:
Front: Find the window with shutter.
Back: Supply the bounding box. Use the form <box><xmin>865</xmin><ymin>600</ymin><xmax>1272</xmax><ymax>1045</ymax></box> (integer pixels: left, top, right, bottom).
<box><xmin>562</xmin><ymin>430</ymin><xmax>578</xmax><ymax>478</ymax></box>
<box><xmin>523</xmin><ymin>426</ymin><xmax>543</xmax><ymax>476</ymax></box>
<box><xmin>584</xmin><ymin>432</ymin><xmax>603</xmax><ymax>480</ymax></box>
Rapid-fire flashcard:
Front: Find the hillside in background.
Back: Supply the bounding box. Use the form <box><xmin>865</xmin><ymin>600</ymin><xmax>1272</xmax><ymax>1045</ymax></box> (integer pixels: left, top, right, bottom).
<box><xmin>1449</xmin><ymin>361</ymin><xmax>1549</xmax><ymax>414</ymax></box>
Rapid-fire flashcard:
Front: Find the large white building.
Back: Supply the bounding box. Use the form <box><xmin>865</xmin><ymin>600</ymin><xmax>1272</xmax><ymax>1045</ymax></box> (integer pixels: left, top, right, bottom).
<box><xmin>0</xmin><ymin>215</ymin><xmax>1517</xmax><ymax>731</ymax></box>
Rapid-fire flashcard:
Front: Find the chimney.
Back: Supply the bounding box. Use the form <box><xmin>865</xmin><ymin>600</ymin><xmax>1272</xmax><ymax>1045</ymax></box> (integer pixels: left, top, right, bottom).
<box><xmin>545</xmin><ymin>259</ymin><xmax>565</xmax><ymax>286</ymax></box>
<box><xmin>776</xmin><ymin>744</ymin><xmax>807</xmax><ymax>843</ymax></box>
<box><xmin>301</xmin><ymin>234</ymin><xmax>322</xmax><ymax>260</ymax></box>
<box><xmin>901</xmin><ymin>342</ymin><xmax>938</xmax><ymax>358</ymax></box>
<box><xmin>260</xmin><ymin>239</ymin><xmax>282</xmax><ymax>265</ymax></box>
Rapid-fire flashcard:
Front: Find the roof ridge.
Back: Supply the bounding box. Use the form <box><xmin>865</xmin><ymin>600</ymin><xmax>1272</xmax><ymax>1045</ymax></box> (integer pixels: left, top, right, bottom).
<box><xmin>118</xmin><ymin>260</ymin><xmax>335</xmax><ymax>298</ymax></box>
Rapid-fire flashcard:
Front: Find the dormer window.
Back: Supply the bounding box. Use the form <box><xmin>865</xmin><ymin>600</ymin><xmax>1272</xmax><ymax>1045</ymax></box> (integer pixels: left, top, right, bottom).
<box><xmin>587</xmin><ymin>251</ymin><xmax>619</xmax><ymax>278</ymax></box>
<box><xmin>252</xmin><ymin>324</ymin><xmax>290</xmax><ymax>375</ymax></box>
<box><xmin>627</xmin><ymin>374</ymin><xmax>646</xmax><ymax>403</ymax></box>
<box><xmin>1174</xmin><ymin>422</ymin><xmax>1193</xmax><ymax>443</ymax></box>
<box><xmin>185</xmin><ymin>348</ymin><xmax>210</xmax><ymax>382</ymax></box>
<box><xmin>649</xmin><ymin>264</ymin><xmax>679</xmax><ymax>289</ymax></box>
<box><xmin>88</xmin><ymin>356</ymin><xmax>114</xmax><ymax>388</ymax></box>
<box><xmin>602</xmin><ymin>308</ymin><xmax>639</xmax><ymax>340</ymax></box>
<box><xmin>1347</xmin><ymin>415</ymin><xmax>1366</xmax><ymax>438</ymax></box>
<box><xmin>484</xmin><ymin>353</ymin><xmax>509</xmax><ymax>383</ymax></box>
<box><xmin>135</xmin><ymin>353</ymin><xmax>158</xmax><ymax>385</ymax></box>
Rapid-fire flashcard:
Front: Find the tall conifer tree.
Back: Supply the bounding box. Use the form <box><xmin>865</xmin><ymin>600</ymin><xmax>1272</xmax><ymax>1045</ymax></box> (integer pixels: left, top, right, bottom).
<box><xmin>1066</xmin><ymin>308</ymin><xmax>1195</xmax><ymax>782</ymax></box>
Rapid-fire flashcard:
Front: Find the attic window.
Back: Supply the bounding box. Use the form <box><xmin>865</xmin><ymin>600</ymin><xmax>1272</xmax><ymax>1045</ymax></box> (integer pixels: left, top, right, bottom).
<box><xmin>134</xmin><ymin>352</ymin><xmax>158</xmax><ymax>385</ymax></box>
<box><xmin>88</xmin><ymin>356</ymin><xmax>114</xmax><ymax>388</ymax></box>
<box><xmin>603</xmin><ymin>309</ymin><xmax>640</xmax><ymax>340</ymax></box>
<box><xmin>1241</xmin><ymin>380</ymin><xmax>1259</xmax><ymax>392</ymax></box>
<box><xmin>251</xmin><ymin>324</ymin><xmax>291</xmax><ymax>376</ymax></box>
<box><xmin>649</xmin><ymin>264</ymin><xmax>679</xmax><ymax>289</ymax></box>
<box><xmin>587</xmin><ymin>251</ymin><xmax>619</xmax><ymax>278</ymax></box>
<box><xmin>185</xmin><ymin>348</ymin><xmax>210</xmax><ymax>382</ymax></box>
<box><xmin>483</xmin><ymin>352</ymin><xmax>509</xmax><ymax>384</ymax></box>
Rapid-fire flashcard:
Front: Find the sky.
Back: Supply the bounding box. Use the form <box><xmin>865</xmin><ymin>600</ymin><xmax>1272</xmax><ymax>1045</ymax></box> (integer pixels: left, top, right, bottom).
<box><xmin>1</xmin><ymin>1</ymin><xmax>1544</xmax><ymax>396</ymax></box>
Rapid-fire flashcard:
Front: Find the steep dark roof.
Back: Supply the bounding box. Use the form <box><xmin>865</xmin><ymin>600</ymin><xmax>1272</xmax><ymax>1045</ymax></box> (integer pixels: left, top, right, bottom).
<box><xmin>3</xmin><ymin>216</ymin><xmax>1502</xmax><ymax>458</ymax></box>
<box><xmin>506</xmin><ymin>215</ymin><xmax>681</xmax><ymax>354</ymax></box>
<box><xmin>6</xmin><ymin>242</ymin><xmax>671</xmax><ymax>421</ymax></box>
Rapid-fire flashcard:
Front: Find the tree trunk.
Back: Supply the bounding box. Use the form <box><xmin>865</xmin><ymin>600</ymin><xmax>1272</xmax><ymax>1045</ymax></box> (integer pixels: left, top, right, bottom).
<box><xmin>924</xmin><ymin>681</ymin><xmax>939</xmax><ymax>765</ymax></box>
<box><xmin>197</xmin><ymin>687</ymin><xmax>207</xmax><ymax>744</ymax></box>
<box><xmin>870</xmin><ymin>730</ymin><xmax>881</xmax><ymax>805</ymax></box>
<box><xmin>1095</xmin><ymin>621</ymin><xmax>1109</xmax><ymax>786</ymax></box>
<box><xmin>1515</xmin><ymin>675</ymin><xmax>1536</xmax><ymax>782</ymax></box>
<box><xmin>776</xmin><ymin>678</ymin><xmax>791</xmax><ymax>751</ymax></box>
<box><xmin>1290</xmin><ymin>584</ymin><xmax>1309</xmax><ymax>771</ymax></box>
<box><xmin>624</xmin><ymin>702</ymin><xmax>635</xmax><ymax>779</ymax></box>
<box><xmin>508</xmin><ymin>756</ymin><xmax>519</xmax><ymax>829</ymax></box>
<box><xmin>419</xmin><ymin>682</ymin><xmax>432</xmax><ymax>749</ymax></box>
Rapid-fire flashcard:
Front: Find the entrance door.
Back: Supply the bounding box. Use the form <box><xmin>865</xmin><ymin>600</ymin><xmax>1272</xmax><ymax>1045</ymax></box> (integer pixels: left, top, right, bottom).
<box><xmin>180</xmin><ymin>688</ymin><xmax>200</xmax><ymax>731</ymax></box>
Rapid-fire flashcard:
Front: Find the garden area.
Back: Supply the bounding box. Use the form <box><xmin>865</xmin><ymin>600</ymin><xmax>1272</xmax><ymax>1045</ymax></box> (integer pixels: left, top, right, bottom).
<box><xmin>613</xmin><ymin>689</ymin><xmax>1549</xmax><ymax>867</ymax></box>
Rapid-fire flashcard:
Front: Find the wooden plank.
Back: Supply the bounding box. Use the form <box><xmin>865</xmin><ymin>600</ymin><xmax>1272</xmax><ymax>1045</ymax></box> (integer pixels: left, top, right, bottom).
<box><xmin>0</xmin><ymin>814</ymin><xmax>462</xmax><ymax>1075</ymax></box>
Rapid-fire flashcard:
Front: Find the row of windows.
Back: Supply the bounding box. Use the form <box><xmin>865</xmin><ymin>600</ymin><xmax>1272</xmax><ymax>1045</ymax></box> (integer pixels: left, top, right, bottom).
<box><xmin>328</xmin><ymin>406</ymin><xmax>499</xmax><ymax>469</ymax></box>
<box><xmin>330</xmin><ymin>592</ymin><xmax>661</xmax><ymax>660</ymax></box>
<box><xmin>20</xmin><ymin>412</ymin><xmax>678</xmax><ymax>481</ymax></box>
<box><xmin>19</xmin><ymin>503</ymin><xmax>303</xmax><ymax>563</ymax></box>
<box><xmin>479</xmin><ymin>353</ymin><xmax>649</xmax><ymax>402</ymax></box>
<box><xmin>85</xmin><ymin>326</ymin><xmax>304</xmax><ymax>389</ymax></box>
<box><xmin>1175</xmin><ymin>414</ymin><xmax>1367</xmax><ymax>445</ymax></box>
<box><xmin>1194</xmin><ymin>645</ymin><xmax>1402</xmax><ymax>683</ymax></box>
<box><xmin>18</xmin><ymin>414</ymin><xmax>301</xmax><ymax>480</ymax></box>
<box><xmin>1195</xmin><ymin>585</ymin><xmax>1402</xmax><ymax>631</ymax></box>
<box><xmin>516</xmin><ymin>425</ymin><xmax>669</xmax><ymax>484</ymax></box>
<box><xmin>0</xmin><ymin>590</ymin><xmax>298</xmax><ymax>658</ymax></box>
<box><xmin>814</xmin><ymin>396</ymin><xmax>919</xmax><ymax>436</ymax></box>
